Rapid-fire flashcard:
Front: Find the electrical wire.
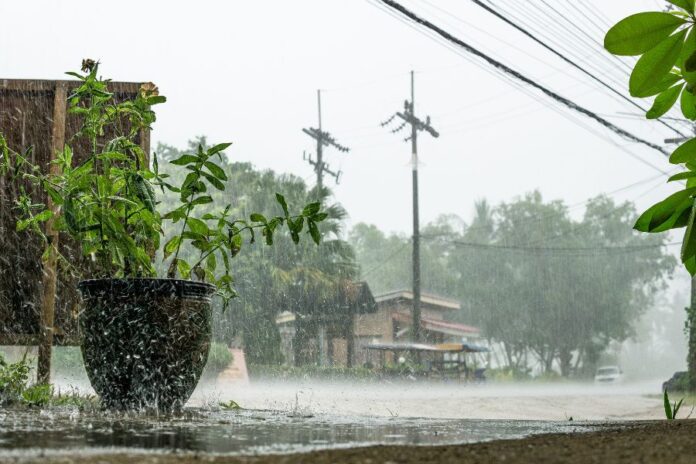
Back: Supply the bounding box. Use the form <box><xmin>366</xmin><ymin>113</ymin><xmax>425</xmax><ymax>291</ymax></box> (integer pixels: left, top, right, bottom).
<box><xmin>369</xmin><ymin>0</ymin><xmax>670</xmax><ymax>157</ymax></box>
<box><xmin>469</xmin><ymin>0</ymin><xmax>686</xmax><ymax>138</ymax></box>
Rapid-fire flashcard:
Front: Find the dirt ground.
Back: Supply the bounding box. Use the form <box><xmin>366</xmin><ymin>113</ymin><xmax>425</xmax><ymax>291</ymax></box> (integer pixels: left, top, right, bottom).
<box><xmin>3</xmin><ymin>420</ymin><xmax>695</xmax><ymax>464</ymax></box>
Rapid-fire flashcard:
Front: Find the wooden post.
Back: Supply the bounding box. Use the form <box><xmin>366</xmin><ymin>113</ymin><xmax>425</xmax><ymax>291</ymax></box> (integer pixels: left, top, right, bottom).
<box><xmin>346</xmin><ymin>313</ymin><xmax>355</xmax><ymax>368</ymax></box>
<box><xmin>37</xmin><ymin>82</ymin><xmax>67</xmax><ymax>384</ymax></box>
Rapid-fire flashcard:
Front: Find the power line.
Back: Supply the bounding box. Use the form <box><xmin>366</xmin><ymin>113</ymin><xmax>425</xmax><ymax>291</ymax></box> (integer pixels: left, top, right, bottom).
<box><xmin>443</xmin><ymin>239</ymin><xmax>678</xmax><ymax>255</ymax></box>
<box><xmin>469</xmin><ymin>0</ymin><xmax>686</xmax><ymax>138</ymax></box>
<box><xmin>370</xmin><ymin>0</ymin><xmax>670</xmax><ymax>157</ymax></box>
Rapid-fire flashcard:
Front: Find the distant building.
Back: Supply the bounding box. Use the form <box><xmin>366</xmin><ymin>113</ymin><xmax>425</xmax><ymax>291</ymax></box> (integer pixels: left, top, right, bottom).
<box><xmin>354</xmin><ymin>290</ymin><xmax>481</xmax><ymax>367</ymax></box>
<box><xmin>276</xmin><ymin>287</ymin><xmax>481</xmax><ymax>368</ymax></box>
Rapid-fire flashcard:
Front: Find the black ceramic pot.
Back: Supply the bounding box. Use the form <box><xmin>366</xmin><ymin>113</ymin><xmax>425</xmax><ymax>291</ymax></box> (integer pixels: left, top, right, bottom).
<box><xmin>77</xmin><ymin>278</ymin><xmax>215</xmax><ymax>411</ymax></box>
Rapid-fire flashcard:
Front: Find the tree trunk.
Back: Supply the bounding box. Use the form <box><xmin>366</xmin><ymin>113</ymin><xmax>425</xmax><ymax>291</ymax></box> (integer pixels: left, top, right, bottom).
<box><xmin>688</xmin><ymin>275</ymin><xmax>696</xmax><ymax>391</ymax></box>
<box><xmin>559</xmin><ymin>348</ymin><xmax>572</xmax><ymax>377</ymax></box>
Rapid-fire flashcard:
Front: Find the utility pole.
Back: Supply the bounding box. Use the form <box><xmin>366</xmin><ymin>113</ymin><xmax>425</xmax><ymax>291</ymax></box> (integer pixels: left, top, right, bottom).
<box><xmin>382</xmin><ymin>71</ymin><xmax>439</xmax><ymax>346</ymax></box>
<box><xmin>301</xmin><ymin>90</ymin><xmax>349</xmax><ymax>367</ymax></box>
<box><xmin>302</xmin><ymin>90</ymin><xmax>349</xmax><ymax>190</ymax></box>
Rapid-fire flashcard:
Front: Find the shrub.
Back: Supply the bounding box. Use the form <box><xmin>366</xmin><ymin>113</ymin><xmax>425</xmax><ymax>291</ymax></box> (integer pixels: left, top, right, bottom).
<box><xmin>0</xmin><ymin>353</ymin><xmax>31</xmax><ymax>405</ymax></box>
<box><xmin>202</xmin><ymin>342</ymin><xmax>234</xmax><ymax>378</ymax></box>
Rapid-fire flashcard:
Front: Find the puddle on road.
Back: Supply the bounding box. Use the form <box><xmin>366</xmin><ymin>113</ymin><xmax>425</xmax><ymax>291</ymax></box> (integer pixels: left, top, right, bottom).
<box><xmin>0</xmin><ymin>407</ymin><xmax>600</xmax><ymax>456</ymax></box>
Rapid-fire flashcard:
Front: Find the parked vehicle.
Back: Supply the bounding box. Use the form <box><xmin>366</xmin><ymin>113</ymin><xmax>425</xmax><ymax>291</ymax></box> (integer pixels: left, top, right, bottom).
<box><xmin>594</xmin><ymin>366</ymin><xmax>623</xmax><ymax>384</ymax></box>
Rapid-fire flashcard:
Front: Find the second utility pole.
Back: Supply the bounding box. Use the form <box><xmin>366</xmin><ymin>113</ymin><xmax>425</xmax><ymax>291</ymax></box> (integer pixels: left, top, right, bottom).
<box><xmin>302</xmin><ymin>90</ymin><xmax>349</xmax><ymax>191</ymax></box>
<box><xmin>409</xmin><ymin>71</ymin><xmax>422</xmax><ymax>346</ymax></box>
<box><xmin>382</xmin><ymin>71</ymin><xmax>439</xmax><ymax>346</ymax></box>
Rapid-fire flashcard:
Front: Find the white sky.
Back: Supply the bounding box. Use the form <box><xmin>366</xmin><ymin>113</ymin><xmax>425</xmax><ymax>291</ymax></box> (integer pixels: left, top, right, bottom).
<box><xmin>0</xmin><ymin>0</ymin><xmax>686</xmax><ymax>241</ymax></box>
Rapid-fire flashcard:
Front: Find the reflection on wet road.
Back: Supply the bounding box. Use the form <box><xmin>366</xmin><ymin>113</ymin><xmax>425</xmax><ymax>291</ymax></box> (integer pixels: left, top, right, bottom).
<box><xmin>0</xmin><ymin>407</ymin><xmax>598</xmax><ymax>456</ymax></box>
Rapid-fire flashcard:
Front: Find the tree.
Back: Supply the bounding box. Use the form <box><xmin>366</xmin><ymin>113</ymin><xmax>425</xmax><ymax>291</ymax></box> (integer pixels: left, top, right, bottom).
<box><xmin>350</xmin><ymin>192</ymin><xmax>676</xmax><ymax>376</ymax></box>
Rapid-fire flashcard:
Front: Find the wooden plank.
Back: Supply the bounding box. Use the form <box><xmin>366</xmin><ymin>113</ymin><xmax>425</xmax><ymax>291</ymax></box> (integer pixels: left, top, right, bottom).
<box><xmin>1</xmin><ymin>78</ymin><xmax>153</xmax><ymax>350</ymax></box>
<box><xmin>0</xmin><ymin>79</ymin><xmax>142</xmax><ymax>94</ymax></box>
<box><xmin>36</xmin><ymin>82</ymin><xmax>67</xmax><ymax>384</ymax></box>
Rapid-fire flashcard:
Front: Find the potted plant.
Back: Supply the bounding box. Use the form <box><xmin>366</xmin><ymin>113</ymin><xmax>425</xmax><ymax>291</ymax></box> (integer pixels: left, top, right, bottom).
<box><xmin>1</xmin><ymin>61</ymin><xmax>327</xmax><ymax>411</ymax></box>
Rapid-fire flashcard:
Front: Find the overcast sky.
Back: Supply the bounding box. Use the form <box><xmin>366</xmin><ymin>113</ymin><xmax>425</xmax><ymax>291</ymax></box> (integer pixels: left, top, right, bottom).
<box><xmin>0</xmin><ymin>0</ymin><xmax>685</xmax><ymax>241</ymax></box>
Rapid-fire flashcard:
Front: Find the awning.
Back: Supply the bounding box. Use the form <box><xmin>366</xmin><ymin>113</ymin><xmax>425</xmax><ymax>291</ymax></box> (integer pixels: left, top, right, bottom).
<box><xmin>392</xmin><ymin>312</ymin><xmax>480</xmax><ymax>337</ymax></box>
<box><xmin>364</xmin><ymin>341</ymin><xmax>488</xmax><ymax>353</ymax></box>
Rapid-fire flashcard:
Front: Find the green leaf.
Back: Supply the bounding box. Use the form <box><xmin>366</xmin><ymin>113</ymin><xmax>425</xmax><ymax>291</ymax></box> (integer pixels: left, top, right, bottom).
<box><xmin>686</xmin><ymin>254</ymin><xmax>696</xmax><ymax>274</ymax></box>
<box><xmin>640</xmin><ymin>72</ymin><xmax>682</xmax><ymax>98</ymax></box>
<box><xmin>668</xmin><ymin>0</ymin><xmax>695</xmax><ymax>13</ymax></box>
<box><xmin>191</xmin><ymin>195</ymin><xmax>213</xmax><ymax>206</ymax></box>
<box><xmin>668</xmin><ymin>171</ymin><xmax>696</xmax><ymax>182</ymax></box>
<box><xmin>34</xmin><ymin>210</ymin><xmax>53</xmax><ymax>223</ymax></box>
<box><xmin>170</xmin><ymin>154</ymin><xmax>199</xmax><ymax>166</ymax></box>
<box><xmin>206</xmin><ymin>253</ymin><xmax>217</xmax><ymax>273</ymax></box>
<box><xmin>313</xmin><ymin>212</ymin><xmax>328</xmax><ymax>222</ymax></box>
<box><xmin>145</xmin><ymin>95</ymin><xmax>167</xmax><ymax>105</ymax></box>
<box><xmin>670</xmin><ymin>137</ymin><xmax>696</xmax><ymax>164</ymax></box>
<box><xmin>264</xmin><ymin>227</ymin><xmax>274</xmax><ymax>246</ymax></box>
<box><xmin>250</xmin><ymin>213</ymin><xmax>267</xmax><ymax>223</ymax></box>
<box><xmin>208</xmin><ymin>142</ymin><xmax>232</xmax><ymax>156</ymax></box>
<box><xmin>630</xmin><ymin>29</ymin><xmax>687</xmax><ymax>98</ymax></box>
<box><xmin>275</xmin><ymin>193</ymin><xmax>289</xmax><ymax>217</ymax></box>
<box><xmin>634</xmin><ymin>187</ymin><xmax>696</xmax><ymax>232</ymax></box>
<box><xmin>289</xmin><ymin>216</ymin><xmax>304</xmax><ymax>235</ymax></box>
<box><xmin>680</xmin><ymin>28</ymin><xmax>696</xmax><ymax>84</ymax></box>
<box><xmin>605</xmin><ymin>12</ymin><xmax>686</xmax><ymax>56</ymax></box>
<box><xmin>204</xmin><ymin>161</ymin><xmax>228</xmax><ymax>181</ymax></box>
<box><xmin>681</xmin><ymin>87</ymin><xmax>696</xmax><ymax>120</ymax></box>
<box><xmin>647</xmin><ymin>84</ymin><xmax>684</xmax><ymax>119</ymax></box>
<box><xmin>664</xmin><ymin>390</ymin><xmax>673</xmax><ymax>419</ymax></box>
<box><xmin>685</xmin><ymin>50</ymin><xmax>696</xmax><ymax>72</ymax></box>
<box><xmin>308</xmin><ymin>220</ymin><xmax>321</xmax><ymax>245</ymax></box>
<box><xmin>133</xmin><ymin>174</ymin><xmax>156</xmax><ymax>212</ymax></box>
<box><xmin>302</xmin><ymin>202</ymin><xmax>321</xmax><ymax>216</ymax></box>
<box><xmin>202</xmin><ymin>172</ymin><xmax>225</xmax><ymax>190</ymax></box>
<box><xmin>682</xmin><ymin>200</ymin><xmax>696</xmax><ymax>264</ymax></box>
<box><xmin>187</xmin><ymin>217</ymin><xmax>210</xmax><ymax>236</ymax></box>
<box><xmin>177</xmin><ymin>259</ymin><xmax>191</xmax><ymax>279</ymax></box>
<box><xmin>163</xmin><ymin>236</ymin><xmax>181</xmax><ymax>259</ymax></box>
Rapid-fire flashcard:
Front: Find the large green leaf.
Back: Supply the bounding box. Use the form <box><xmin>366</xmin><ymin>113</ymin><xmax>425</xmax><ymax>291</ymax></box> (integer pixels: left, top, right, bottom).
<box><xmin>634</xmin><ymin>187</ymin><xmax>696</xmax><ymax>232</ymax></box>
<box><xmin>679</xmin><ymin>28</ymin><xmax>696</xmax><ymax>84</ymax></box>
<box><xmin>208</xmin><ymin>142</ymin><xmax>232</xmax><ymax>156</ymax></box>
<box><xmin>187</xmin><ymin>217</ymin><xmax>210</xmax><ymax>236</ymax></box>
<box><xmin>204</xmin><ymin>161</ymin><xmax>228</xmax><ymax>181</ymax></box>
<box><xmin>630</xmin><ymin>29</ymin><xmax>687</xmax><ymax>97</ymax></box>
<box><xmin>681</xmin><ymin>200</ymin><xmax>696</xmax><ymax>265</ymax></box>
<box><xmin>668</xmin><ymin>171</ymin><xmax>696</xmax><ymax>182</ymax></box>
<box><xmin>605</xmin><ymin>12</ymin><xmax>686</xmax><ymax>56</ymax></box>
<box><xmin>163</xmin><ymin>236</ymin><xmax>181</xmax><ymax>259</ymax></box>
<box><xmin>668</xmin><ymin>0</ymin><xmax>695</xmax><ymax>13</ymax></box>
<box><xmin>639</xmin><ymin>72</ymin><xmax>681</xmax><ymax>98</ymax></box>
<box><xmin>670</xmin><ymin>137</ymin><xmax>696</xmax><ymax>163</ymax></box>
<box><xmin>647</xmin><ymin>84</ymin><xmax>684</xmax><ymax>118</ymax></box>
<box><xmin>681</xmin><ymin>88</ymin><xmax>696</xmax><ymax>119</ymax></box>
<box><xmin>170</xmin><ymin>154</ymin><xmax>199</xmax><ymax>166</ymax></box>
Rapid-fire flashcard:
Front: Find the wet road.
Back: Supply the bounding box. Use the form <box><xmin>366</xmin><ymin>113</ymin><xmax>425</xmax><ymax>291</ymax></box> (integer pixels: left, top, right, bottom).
<box><xmin>0</xmin><ymin>407</ymin><xmax>598</xmax><ymax>456</ymax></box>
<box><xmin>193</xmin><ymin>379</ymin><xmax>666</xmax><ymax>421</ymax></box>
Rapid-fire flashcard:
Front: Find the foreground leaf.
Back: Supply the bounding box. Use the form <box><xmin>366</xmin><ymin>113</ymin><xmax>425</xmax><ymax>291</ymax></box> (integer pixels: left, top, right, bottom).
<box><xmin>605</xmin><ymin>12</ymin><xmax>686</xmax><ymax>56</ymax></box>
<box><xmin>647</xmin><ymin>84</ymin><xmax>684</xmax><ymax>118</ymax></box>
<box><xmin>634</xmin><ymin>187</ymin><xmax>696</xmax><ymax>232</ymax></box>
<box><xmin>630</xmin><ymin>29</ymin><xmax>687</xmax><ymax>97</ymax></box>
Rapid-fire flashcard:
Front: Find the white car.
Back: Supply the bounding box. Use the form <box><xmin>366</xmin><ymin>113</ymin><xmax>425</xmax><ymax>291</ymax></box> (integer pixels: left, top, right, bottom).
<box><xmin>594</xmin><ymin>366</ymin><xmax>623</xmax><ymax>384</ymax></box>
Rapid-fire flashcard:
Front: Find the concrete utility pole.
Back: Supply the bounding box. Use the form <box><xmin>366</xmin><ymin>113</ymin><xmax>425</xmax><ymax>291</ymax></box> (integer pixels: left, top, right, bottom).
<box><xmin>302</xmin><ymin>90</ymin><xmax>349</xmax><ymax>190</ymax></box>
<box><xmin>382</xmin><ymin>71</ymin><xmax>439</xmax><ymax>345</ymax></box>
